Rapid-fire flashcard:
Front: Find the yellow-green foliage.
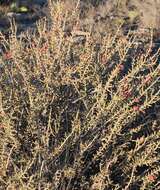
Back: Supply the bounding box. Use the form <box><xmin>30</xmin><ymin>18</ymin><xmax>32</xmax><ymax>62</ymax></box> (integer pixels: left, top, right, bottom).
<box><xmin>128</xmin><ymin>10</ymin><xmax>139</xmax><ymax>22</ymax></box>
<box><xmin>0</xmin><ymin>1</ymin><xmax>159</xmax><ymax>190</ymax></box>
<box><xmin>10</xmin><ymin>2</ymin><xmax>28</xmax><ymax>13</ymax></box>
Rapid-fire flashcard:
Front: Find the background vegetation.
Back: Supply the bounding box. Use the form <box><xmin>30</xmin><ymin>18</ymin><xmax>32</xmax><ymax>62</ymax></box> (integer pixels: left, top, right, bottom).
<box><xmin>0</xmin><ymin>1</ymin><xmax>160</xmax><ymax>189</ymax></box>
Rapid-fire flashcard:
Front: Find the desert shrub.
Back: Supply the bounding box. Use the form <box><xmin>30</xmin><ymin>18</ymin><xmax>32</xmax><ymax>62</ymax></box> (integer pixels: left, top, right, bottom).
<box><xmin>0</xmin><ymin>1</ymin><xmax>159</xmax><ymax>189</ymax></box>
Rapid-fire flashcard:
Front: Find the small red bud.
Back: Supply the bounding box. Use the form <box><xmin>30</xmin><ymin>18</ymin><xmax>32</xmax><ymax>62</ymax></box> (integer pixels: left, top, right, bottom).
<box><xmin>3</xmin><ymin>51</ymin><xmax>12</xmax><ymax>60</ymax></box>
<box><xmin>143</xmin><ymin>75</ymin><xmax>152</xmax><ymax>84</ymax></box>
<box><xmin>133</xmin><ymin>106</ymin><xmax>145</xmax><ymax>113</ymax></box>
<box><xmin>133</xmin><ymin>98</ymin><xmax>140</xmax><ymax>103</ymax></box>
<box><xmin>133</xmin><ymin>106</ymin><xmax>140</xmax><ymax>111</ymax></box>
<box><xmin>118</xmin><ymin>64</ymin><xmax>124</xmax><ymax>71</ymax></box>
<box><xmin>148</xmin><ymin>175</ymin><xmax>156</xmax><ymax>182</ymax></box>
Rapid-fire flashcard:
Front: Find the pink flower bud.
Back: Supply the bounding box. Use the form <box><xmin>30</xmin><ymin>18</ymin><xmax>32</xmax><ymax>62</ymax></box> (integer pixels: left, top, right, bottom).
<box><xmin>148</xmin><ymin>175</ymin><xmax>156</xmax><ymax>182</ymax></box>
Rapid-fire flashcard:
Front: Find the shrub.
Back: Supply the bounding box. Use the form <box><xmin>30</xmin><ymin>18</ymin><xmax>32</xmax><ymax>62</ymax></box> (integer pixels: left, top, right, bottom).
<box><xmin>0</xmin><ymin>1</ymin><xmax>159</xmax><ymax>189</ymax></box>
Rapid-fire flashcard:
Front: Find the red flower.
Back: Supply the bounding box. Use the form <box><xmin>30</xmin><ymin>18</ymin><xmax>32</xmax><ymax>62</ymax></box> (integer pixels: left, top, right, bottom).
<box><xmin>3</xmin><ymin>51</ymin><xmax>12</xmax><ymax>60</ymax></box>
<box><xmin>100</xmin><ymin>54</ymin><xmax>107</xmax><ymax>64</ymax></box>
<box><xmin>133</xmin><ymin>106</ymin><xmax>140</xmax><ymax>111</ymax></box>
<box><xmin>118</xmin><ymin>64</ymin><xmax>124</xmax><ymax>71</ymax></box>
<box><xmin>121</xmin><ymin>88</ymin><xmax>132</xmax><ymax>99</ymax></box>
<box><xmin>0</xmin><ymin>124</ymin><xmax>5</xmax><ymax>129</ymax></box>
<box><xmin>31</xmin><ymin>42</ymin><xmax>37</xmax><ymax>48</ymax></box>
<box><xmin>133</xmin><ymin>106</ymin><xmax>145</xmax><ymax>113</ymax></box>
<box><xmin>143</xmin><ymin>75</ymin><xmax>152</xmax><ymax>84</ymax></box>
<box><xmin>148</xmin><ymin>174</ymin><xmax>156</xmax><ymax>182</ymax></box>
<box><xmin>133</xmin><ymin>98</ymin><xmax>140</xmax><ymax>103</ymax></box>
<box><xmin>39</xmin><ymin>43</ymin><xmax>48</xmax><ymax>53</ymax></box>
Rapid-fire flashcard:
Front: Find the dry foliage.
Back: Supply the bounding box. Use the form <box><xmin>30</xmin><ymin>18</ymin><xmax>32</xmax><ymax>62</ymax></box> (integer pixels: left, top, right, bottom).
<box><xmin>0</xmin><ymin>1</ymin><xmax>160</xmax><ymax>190</ymax></box>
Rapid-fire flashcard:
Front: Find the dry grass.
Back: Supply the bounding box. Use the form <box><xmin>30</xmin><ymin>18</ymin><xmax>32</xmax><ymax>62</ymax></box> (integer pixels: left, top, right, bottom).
<box><xmin>0</xmin><ymin>4</ymin><xmax>10</xmax><ymax>16</ymax></box>
<box><xmin>0</xmin><ymin>1</ymin><xmax>160</xmax><ymax>190</ymax></box>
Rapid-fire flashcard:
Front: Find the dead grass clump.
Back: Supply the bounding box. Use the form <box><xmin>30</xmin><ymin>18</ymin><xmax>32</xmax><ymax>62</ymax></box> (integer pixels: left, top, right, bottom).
<box><xmin>0</xmin><ymin>1</ymin><xmax>159</xmax><ymax>189</ymax></box>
